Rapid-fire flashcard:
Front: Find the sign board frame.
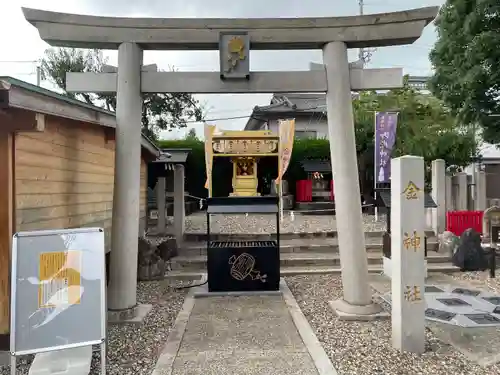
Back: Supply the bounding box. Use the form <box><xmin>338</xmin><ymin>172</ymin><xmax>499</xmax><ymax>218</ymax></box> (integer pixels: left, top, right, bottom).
<box><xmin>9</xmin><ymin>228</ymin><xmax>107</xmax><ymax>368</ymax></box>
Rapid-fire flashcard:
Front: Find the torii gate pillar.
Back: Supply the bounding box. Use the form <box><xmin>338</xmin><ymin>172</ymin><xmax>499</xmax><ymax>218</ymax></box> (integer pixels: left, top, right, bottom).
<box><xmin>324</xmin><ymin>42</ymin><xmax>383</xmax><ymax>318</ymax></box>
<box><xmin>108</xmin><ymin>42</ymin><xmax>143</xmax><ymax>313</ymax></box>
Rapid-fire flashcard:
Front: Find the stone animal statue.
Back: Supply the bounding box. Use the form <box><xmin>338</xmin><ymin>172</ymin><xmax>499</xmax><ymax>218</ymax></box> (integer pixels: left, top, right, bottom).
<box><xmin>451</xmin><ymin>228</ymin><xmax>489</xmax><ymax>272</ymax></box>
<box><xmin>137</xmin><ymin>234</ymin><xmax>177</xmax><ymax>281</ymax></box>
<box><xmin>438</xmin><ymin>231</ymin><xmax>459</xmax><ymax>257</ymax></box>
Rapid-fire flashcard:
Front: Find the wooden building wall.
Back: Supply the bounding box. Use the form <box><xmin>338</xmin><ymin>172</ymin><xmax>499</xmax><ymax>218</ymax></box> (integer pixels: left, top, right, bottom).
<box><xmin>14</xmin><ymin>116</ymin><xmax>148</xmax><ymax>251</ymax></box>
<box><xmin>0</xmin><ymin>131</ymin><xmax>13</xmax><ymax>342</ymax></box>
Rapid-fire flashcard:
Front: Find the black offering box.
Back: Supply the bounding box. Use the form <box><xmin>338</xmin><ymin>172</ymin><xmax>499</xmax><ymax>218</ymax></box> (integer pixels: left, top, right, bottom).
<box><xmin>206</xmin><ymin>196</ymin><xmax>280</xmax><ymax>292</ymax></box>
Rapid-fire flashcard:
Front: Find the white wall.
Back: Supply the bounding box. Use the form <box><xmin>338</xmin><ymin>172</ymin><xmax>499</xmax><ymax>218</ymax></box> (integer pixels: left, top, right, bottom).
<box><xmin>267</xmin><ymin>117</ymin><xmax>328</xmax><ymax>139</ymax></box>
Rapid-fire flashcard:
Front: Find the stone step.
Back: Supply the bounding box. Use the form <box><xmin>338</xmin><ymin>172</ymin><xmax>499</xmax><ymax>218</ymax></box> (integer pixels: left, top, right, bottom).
<box><xmin>278</xmin><ymin>263</ymin><xmax>460</xmax><ymax>276</ymax></box>
<box><xmin>295</xmin><ymin>201</ymin><xmax>335</xmax><ymax>211</ymax></box>
<box><xmin>312</xmin><ymin>191</ymin><xmax>331</xmax><ymax>198</ymax></box>
<box><xmin>164</xmin><ymin>262</ymin><xmax>460</xmax><ymax>280</ymax></box>
<box><xmin>148</xmin><ymin>201</ymin><xmax>198</xmax><ymax>218</ymax></box>
<box><xmin>169</xmin><ymin>252</ymin><xmax>449</xmax><ymax>271</ymax></box>
<box><xmin>179</xmin><ymin>238</ymin><xmax>439</xmax><ymax>255</ymax></box>
<box><xmin>180</xmin><ymin>230</ymin><xmax>436</xmax><ymax>241</ymax></box>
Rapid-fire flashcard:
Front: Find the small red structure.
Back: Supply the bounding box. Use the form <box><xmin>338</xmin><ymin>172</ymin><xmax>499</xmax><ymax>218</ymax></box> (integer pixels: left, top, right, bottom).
<box><xmin>446</xmin><ymin>211</ymin><xmax>484</xmax><ymax>236</ymax></box>
<box><xmin>296</xmin><ymin>180</ymin><xmax>312</xmax><ymax>202</ymax></box>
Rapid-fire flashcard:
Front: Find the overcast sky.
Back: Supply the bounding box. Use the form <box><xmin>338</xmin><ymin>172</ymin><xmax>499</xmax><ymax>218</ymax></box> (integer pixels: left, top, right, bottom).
<box><xmin>2</xmin><ymin>0</ymin><xmax>445</xmax><ymax>141</ymax></box>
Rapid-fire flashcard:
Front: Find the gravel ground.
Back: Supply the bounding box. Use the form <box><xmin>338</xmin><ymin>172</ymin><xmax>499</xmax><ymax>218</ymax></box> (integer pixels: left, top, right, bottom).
<box><xmin>286</xmin><ymin>274</ymin><xmax>500</xmax><ymax>375</ymax></box>
<box><xmin>1</xmin><ymin>280</ymin><xmax>188</xmax><ymax>375</ymax></box>
<box><xmin>451</xmin><ymin>270</ymin><xmax>500</xmax><ymax>293</ymax></box>
<box><xmin>179</xmin><ymin>212</ymin><xmax>389</xmax><ymax>233</ymax></box>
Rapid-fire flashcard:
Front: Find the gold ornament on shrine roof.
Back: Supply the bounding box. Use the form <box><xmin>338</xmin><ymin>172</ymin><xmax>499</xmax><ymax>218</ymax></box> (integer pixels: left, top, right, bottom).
<box><xmin>226</xmin><ymin>36</ymin><xmax>246</xmax><ymax>72</ymax></box>
<box><xmin>212</xmin><ymin>138</ymin><xmax>278</xmax><ymax>155</ymax></box>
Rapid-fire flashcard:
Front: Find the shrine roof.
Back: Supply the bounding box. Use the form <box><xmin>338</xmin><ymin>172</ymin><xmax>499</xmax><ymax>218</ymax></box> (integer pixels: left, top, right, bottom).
<box><xmin>152</xmin><ymin>148</ymin><xmax>191</xmax><ymax>164</ymax></box>
<box><xmin>245</xmin><ymin>93</ymin><xmax>326</xmax><ymax>130</ymax></box>
<box><xmin>300</xmin><ymin>160</ymin><xmax>332</xmax><ymax>173</ymax></box>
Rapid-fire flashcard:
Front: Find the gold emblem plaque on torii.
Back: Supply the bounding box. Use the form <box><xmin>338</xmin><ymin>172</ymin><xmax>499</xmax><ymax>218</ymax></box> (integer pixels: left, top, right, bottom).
<box><xmin>219</xmin><ymin>32</ymin><xmax>250</xmax><ymax>80</ymax></box>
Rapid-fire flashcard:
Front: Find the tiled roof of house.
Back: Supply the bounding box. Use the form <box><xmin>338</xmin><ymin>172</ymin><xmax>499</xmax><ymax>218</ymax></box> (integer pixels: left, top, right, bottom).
<box><xmin>244</xmin><ymin>76</ymin><xmax>431</xmax><ymax>130</ymax></box>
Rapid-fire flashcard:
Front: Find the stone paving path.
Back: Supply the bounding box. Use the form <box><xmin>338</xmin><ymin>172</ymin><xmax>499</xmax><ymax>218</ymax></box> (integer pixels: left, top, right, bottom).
<box><xmin>170</xmin><ymin>295</ymin><xmax>319</xmax><ymax>375</ymax></box>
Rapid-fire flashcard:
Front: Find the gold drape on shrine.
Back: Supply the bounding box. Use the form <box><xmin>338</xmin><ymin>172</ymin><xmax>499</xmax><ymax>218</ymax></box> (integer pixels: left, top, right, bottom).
<box><xmin>204</xmin><ymin>124</ymin><xmax>217</xmax><ymax>196</ymax></box>
<box><xmin>276</xmin><ymin>118</ymin><xmax>295</xmax><ymax>184</ymax></box>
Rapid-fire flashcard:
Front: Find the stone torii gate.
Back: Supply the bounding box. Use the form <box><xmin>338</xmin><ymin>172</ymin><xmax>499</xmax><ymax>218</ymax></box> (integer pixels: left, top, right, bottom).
<box><xmin>23</xmin><ymin>6</ymin><xmax>438</xmax><ymax>320</ymax></box>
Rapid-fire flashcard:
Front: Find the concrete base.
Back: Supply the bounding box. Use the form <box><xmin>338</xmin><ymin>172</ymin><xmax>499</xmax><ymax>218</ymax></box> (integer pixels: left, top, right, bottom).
<box><xmin>383</xmin><ymin>256</ymin><xmax>392</xmax><ymax>277</ymax></box>
<box><xmin>0</xmin><ymin>351</ymin><xmax>8</xmax><ymax>366</ymax></box>
<box><xmin>383</xmin><ymin>257</ymin><xmax>428</xmax><ymax>279</ymax></box>
<box><xmin>192</xmin><ymin>276</ymin><xmax>282</xmax><ymax>298</ymax></box>
<box><xmin>194</xmin><ymin>287</ymin><xmax>282</xmax><ymax>298</ymax></box>
<box><xmin>329</xmin><ymin>299</ymin><xmax>389</xmax><ymax>321</ymax></box>
<box><xmin>28</xmin><ymin>346</ymin><xmax>92</xmax><ymax>375</ymax></box>
<box><xmin>107</xmin><ymin>303</ymin><xmax>153</xmax><ymax>325</ymax></box>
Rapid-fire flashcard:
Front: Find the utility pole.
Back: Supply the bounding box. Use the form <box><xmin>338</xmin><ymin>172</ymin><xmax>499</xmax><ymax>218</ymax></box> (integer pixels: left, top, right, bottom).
<box><xmin>358</xmin><ymin>0</ymin><xmax>365</xmax><ymax>64</ymax></box>
<box><xmin>357</xmin><ymin>0</ymin><xmax>376</xmax><ymax>67</ymax></box>
<box><xmin>36</xmin><ymin>66</ymin><xmax>41</xmax><ymax>86</ymax></box>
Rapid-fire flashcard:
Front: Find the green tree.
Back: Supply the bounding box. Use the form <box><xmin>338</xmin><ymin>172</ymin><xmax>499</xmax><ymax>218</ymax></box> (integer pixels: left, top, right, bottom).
<box><xmin>429</xmin><ymin>0</ymin><xmax>500</xmax><ymax>143</ymax></box>
<box><xmin>356</xmin><ymin>78</ymin><xmax>477</xmax><ymax>194</ymax></box>
<box><xmin>353</xmin><ymin>77</ymin><xmax>477</xmax><ymax>167</ymax></box>
<box><xmin>40</xmin><ymin>48</ymin><xmax>205</xmax><ymax>141</ymax></box>
<box><xmin>185</xmin><ymin>127</ymin><xmax>198</xmax><ymax>140</ymax></box>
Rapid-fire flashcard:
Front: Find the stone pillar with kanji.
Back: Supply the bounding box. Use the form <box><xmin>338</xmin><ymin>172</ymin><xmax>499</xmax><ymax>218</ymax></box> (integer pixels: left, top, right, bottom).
<box><xmin>391</xmin><ymin>155</ymin><xmax>426</xmax><ymax>354</ymax></box>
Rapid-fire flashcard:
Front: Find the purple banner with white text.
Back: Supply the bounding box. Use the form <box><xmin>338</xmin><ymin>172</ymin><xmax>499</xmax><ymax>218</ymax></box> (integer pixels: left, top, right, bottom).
<box><xmin>374</xmin><ymin>112</ymin><xmax>398</xmax><ymax>183</ymax></box>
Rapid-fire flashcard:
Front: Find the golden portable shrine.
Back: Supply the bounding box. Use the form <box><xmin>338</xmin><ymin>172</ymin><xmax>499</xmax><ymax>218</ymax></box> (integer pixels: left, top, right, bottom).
<box><xmin>208</xmin><ymin>130</ymin><xmax>279</xmax><ymax>197</ymax></box>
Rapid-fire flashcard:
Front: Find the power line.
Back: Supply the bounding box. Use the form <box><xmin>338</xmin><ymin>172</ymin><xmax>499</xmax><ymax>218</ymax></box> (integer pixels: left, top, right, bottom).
<box><xmin>186</xmin><ymin>102</ymin><xmax>333</xmax><ymax>124</ymax></box>
<box><xmin>186</xmin><ymin>114</ymin><xmax>254</xmax><ymax>123</ymax></box>
<box><xmin>0</xmin><ymin>60</ymin><xmax>38</xmax><ymax>64</ymax></box>
<box><xmin>1</xmin><ymin>72</ymin><xmax>36</xmax><ymax>76</ymax></box>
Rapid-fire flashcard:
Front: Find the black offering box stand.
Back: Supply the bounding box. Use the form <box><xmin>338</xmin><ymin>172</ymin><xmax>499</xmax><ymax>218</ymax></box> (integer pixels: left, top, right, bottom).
<box><xmin>206</xmin><ymin>196</ymin><xmax>280</xmax><ymax>292</ymax></box>
<box><xmin>375</xmin><ymin>188</ymin><xmax>437</xmax><ymax>259</ymax></box>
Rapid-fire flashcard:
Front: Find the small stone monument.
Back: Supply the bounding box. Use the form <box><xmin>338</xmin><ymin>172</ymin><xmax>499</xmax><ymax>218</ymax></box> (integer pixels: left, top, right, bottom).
<box><xmin>390</xmin><ymin>155</ymin><xmax>426</xmax><ymax>354</ymax></box>
<box><xmin>483</xmin><ymin>206</ymin><xmax>500</xmax><ymax>243</ymax></box>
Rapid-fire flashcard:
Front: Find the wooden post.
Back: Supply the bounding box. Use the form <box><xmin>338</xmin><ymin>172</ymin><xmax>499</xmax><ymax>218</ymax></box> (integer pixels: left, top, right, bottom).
<box><xmin>0</xmin><ymin>130</ymin><xmax>13</xmax><ymax>349</ymax></box>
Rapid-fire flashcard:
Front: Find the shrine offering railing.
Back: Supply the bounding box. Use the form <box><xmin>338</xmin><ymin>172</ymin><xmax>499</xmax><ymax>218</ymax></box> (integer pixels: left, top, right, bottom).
<box><xmin>446</xmin><ymin>210</ymin><xmax>483</xmax><ymax>236</ymax></box>
<box><xmin>296</xmin><ymin>180</ymin><xmax>312</xmax><ymax>202</ymax></box>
